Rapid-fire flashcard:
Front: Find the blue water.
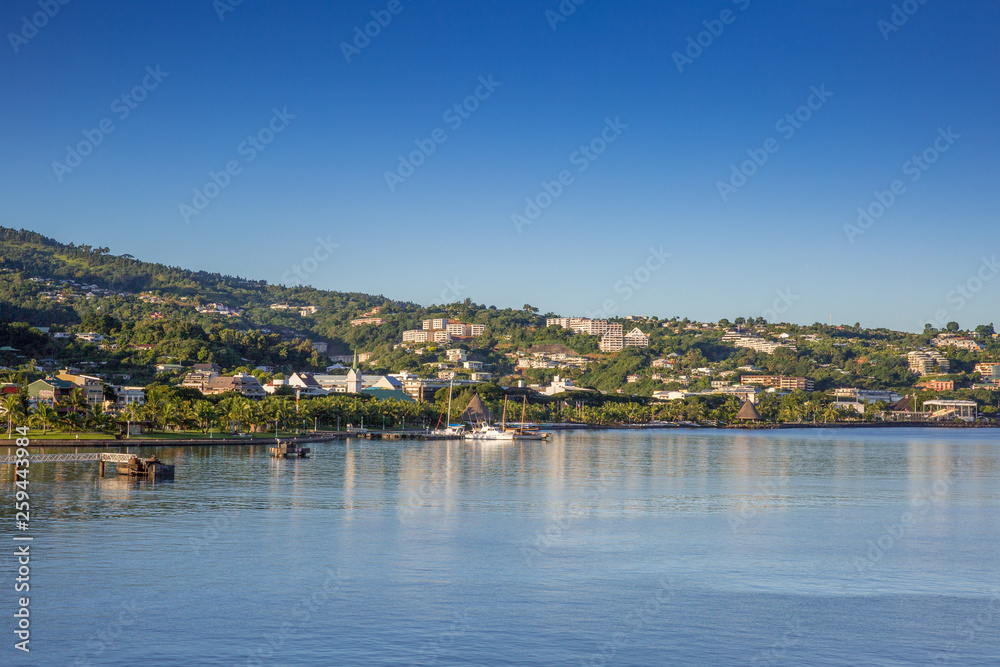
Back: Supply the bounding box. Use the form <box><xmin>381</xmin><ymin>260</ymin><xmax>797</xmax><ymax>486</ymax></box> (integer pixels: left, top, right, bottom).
<box><xmin>3</xmin><ymin>428</ymin><xmax>999</xmax><ymax>665</ymax></box>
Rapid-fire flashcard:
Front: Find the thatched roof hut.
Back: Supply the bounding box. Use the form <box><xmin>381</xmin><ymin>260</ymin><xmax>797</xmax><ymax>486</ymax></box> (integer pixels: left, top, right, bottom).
<box><xmin>459</xmin><ymin>394</ymin><xmax>490</xmax><ymax>422</ymax></box>
<box><xmin>735</xmin><ymin>400</ymin><xmax>762</xmax><ymax>421</ymax></box>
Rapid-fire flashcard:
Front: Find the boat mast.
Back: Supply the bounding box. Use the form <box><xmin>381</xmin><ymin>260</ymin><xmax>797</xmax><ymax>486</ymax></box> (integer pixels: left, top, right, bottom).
<box><xmin>501</xmin><ymin>395</ymin><xmax>507</xmax><ymax>429</ymax></box>
<box><xmin>446</xmin><ymin>379</ymin><xmax>453</xmax><ymax>427</ymax></box>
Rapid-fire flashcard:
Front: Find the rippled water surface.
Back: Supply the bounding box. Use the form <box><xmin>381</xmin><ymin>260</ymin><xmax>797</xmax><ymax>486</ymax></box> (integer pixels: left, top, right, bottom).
<box><xmin>3</xmin><ymin>428</ymin><xmax>999</xmax><ymax>665</ymax></box>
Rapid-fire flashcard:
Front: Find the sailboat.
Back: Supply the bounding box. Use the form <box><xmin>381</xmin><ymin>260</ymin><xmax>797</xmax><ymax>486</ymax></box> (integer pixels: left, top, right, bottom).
<box><xmin>431</xmin><ymin>380</ymin><xmax>464</xmax><ymax>437</ymax></box>
<box><xmin>464</xmin><ymin>395</ymin><xmax>514</xmax><ymax>441</ymax></box>
<box><xmin>506</xmin><ymin>395</ymin><xmax>550</xmax><ymax>440</ymax></box>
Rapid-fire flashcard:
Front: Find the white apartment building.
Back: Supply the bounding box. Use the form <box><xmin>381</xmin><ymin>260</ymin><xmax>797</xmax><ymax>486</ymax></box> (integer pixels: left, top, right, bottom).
<box><xmin>908</xmin><ymin>350</ymin><xmax>950</xmax><ymax>375</ymax></box>
<box><xmin>403</xmin><ymin>330</ymin><xmax>430</xmax><ymax>343</ymax></box>
<box><xmin>624</xmin><ymin>327</ymin><xmax>649</xmax><ymax>347</ymax></box>
<box><xmin>599</xmin><ymin>334</ymin><xmax>623</xmax><ymax>352</ymax></box>
<box><xmin>733</xmin><ymin>336</ymin><xmax>793</xmax><ymax>354</ymax></box>
<box><xmin>423</xmin><ymin>318</ymin><xmax>449</xmax><ymax>330</ymax></box>
<box><xmin>932</xmin><ymin>337</ymin><xmax>982</xmax><ymax>351</ymax></box>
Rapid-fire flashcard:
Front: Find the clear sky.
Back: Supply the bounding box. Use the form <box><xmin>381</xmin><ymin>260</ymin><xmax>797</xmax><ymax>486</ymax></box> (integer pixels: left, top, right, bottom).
<box><xmin>2</xmin><ymin>0</ymin><xmax>998</xmax><ymax>332</ymax></box>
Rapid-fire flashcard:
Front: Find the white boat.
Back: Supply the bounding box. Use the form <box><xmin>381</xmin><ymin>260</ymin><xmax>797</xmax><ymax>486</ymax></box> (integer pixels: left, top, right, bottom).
<box><xmin>464</xmin><ymin>424</ymin><xmax>515</xmax><ymax>441</ymax></box>
<box><xmin>432</xmin><ymin>424</ymin><xmax>466</xmax><ymax>437</ymax></box>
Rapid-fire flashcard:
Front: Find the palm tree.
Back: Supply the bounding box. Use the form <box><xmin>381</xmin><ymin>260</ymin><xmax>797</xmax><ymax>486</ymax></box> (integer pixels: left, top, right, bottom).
<box><xmin>193</xmin><ymin>401</ymin><xmax>216</xmax><ymax>434</ymax></box>
<box><xmin>1</xmin><ymin>393</ymin><xmax>25</xmax><ymax>438</ymax></box>
<box><xmin>159</xmin><ymin>401</ymin><xmax>181</xmax><ymax>432</ymax></box>
<box><xmin>31</xmin><ymin>405</ymin><xmax>58</xmax><ymax>434</ymax></box>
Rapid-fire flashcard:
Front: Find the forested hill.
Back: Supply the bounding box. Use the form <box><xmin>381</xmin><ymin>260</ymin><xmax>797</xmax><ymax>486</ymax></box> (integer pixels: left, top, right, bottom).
<box><xmin>0</xmin><ymin>226</ymin><xmax>548</xmax><ymax>364</ymax></box>
<box><xmin>0</xmin><ymin>226</ymin><xmax>376</xmax><ymax>307</ymax></box>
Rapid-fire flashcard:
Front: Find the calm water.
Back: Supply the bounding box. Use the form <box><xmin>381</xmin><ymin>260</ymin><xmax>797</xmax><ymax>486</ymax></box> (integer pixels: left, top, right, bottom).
<box><xmin>3</xmin><ymin>428</ymin><xmax>999</xmax><ymax>666</ymax></box>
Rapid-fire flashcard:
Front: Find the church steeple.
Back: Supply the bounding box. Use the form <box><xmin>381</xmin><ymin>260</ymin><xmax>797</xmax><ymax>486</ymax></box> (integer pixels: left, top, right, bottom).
<box><xmin>346</xmin><ymin>351</ymin><xmax>362</xmax><ymax>393</ymax></box>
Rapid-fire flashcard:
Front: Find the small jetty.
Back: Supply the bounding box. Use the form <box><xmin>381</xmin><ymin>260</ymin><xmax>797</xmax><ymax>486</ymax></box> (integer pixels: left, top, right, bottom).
<box><xmin>111</xmin><ymin>455</ymin><xmax>175</xmax><ymax>478</ymax></box>
<box><xmin>270</xmin><ymin>441</ymin><xmax>310</xmax><ymax>458</ymax></box>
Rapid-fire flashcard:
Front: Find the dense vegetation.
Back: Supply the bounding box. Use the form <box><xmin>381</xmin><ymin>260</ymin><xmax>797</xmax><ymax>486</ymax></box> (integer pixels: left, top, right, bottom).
<box><xmin>1</xmin><ymin>226</ymin><xmax>998</xmax><ymax>425</ymax></box>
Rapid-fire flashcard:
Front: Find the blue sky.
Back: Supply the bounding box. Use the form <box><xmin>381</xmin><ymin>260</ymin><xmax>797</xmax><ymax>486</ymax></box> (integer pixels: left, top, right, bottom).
<box><xmin>2</xmin><ymin>0</ymin><xmax>998</xmax><ymax>331</ymax></box>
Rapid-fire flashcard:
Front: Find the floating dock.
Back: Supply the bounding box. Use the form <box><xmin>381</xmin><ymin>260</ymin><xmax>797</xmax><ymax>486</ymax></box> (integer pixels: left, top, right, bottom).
<box><xmin>270</xmin><ymin>443</ymin><xmax>310</xmax><ymax>458</ymax></box>
<box><xmin>111</xmin><ymin>455</ymin><xmax>175</xmax><ymax>478</ymax></box>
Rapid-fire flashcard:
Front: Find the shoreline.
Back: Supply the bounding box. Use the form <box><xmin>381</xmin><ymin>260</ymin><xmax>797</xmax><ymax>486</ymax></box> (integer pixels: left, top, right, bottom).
<box><xmin>8</xmin><ymin>421</ymin><xmax>997</xmax><ymax>448</ymax></box>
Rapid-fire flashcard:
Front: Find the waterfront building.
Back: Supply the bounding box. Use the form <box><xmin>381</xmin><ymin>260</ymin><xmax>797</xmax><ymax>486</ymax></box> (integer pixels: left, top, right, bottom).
<box><xmin>740</xmin><ymin>375</ymin><xmax>814</xmax><ymax>391</ymax></box>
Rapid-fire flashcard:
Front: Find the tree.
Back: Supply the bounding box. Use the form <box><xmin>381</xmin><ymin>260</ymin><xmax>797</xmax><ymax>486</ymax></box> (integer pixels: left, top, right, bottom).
<box><xmin>1</xmin><ymin>394</ymin><xmax>25</xmax><ymax>438</ymax></box>
<box><xmin>31</xmin><ymin>405</ymin><xmax>58</xmax><ymax>434</ymax></box>
<box><xmin>946</xmin><ymin>321</ymin><xmax>960</xmax><ymax>332</ymax></box>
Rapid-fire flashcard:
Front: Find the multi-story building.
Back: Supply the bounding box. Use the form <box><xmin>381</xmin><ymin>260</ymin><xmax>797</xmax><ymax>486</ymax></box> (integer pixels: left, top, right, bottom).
<box><xmin>204</xmin><ymin>373</ymin><xmax>266</xmax><ymax>400</ymax></box>
<box><xmin>110</xmin><ymin>386</ymin><xmax>146</xmax><ymax>408</ymax></box>
<box><xmin>446</xmin><ymin>349</ymin><xmax>467</xmax><ymax>362</ymax></box>
<box><xmin>423</xmin><ymin>318</ymin><xmax>450</xmax><ymax>331</ymax></box>
<box><xmin>732</xmin><ymin>336</ymin><xmax>794</xmax><ymax>354</ymax></box>
<box><xmin>27</xmin><ymin>377</ymin><xmax>75</xmax><ymax>409</ymax></box>
<box><xmin>350</xmin><ymin>317</ymin><xmax>385</xmax><ymax>326</ymax></box>
<box><xmin>908</xmin><ymin>350</ymin><xmax>950</xmax><ymax>375</ymax></box>
<box><xmin>917</xmin><ymin>379</ymin><xmax>954</xmax><ymax>392</ymax></box>
<box><xmin>55</xmin><ymin>371</ymin><xmax>105</xmax><ymax>406</ymax></box>
<box><xmin>182</xmin><ymin>370</ymin><xmax>219</xmax><ymax>392</ymax></box>
<box><xmin>932</xmin><ymin>336</ymin><xmax>981</xmax><ymax>351</ymax></box>
<box><xmin>624</xmin><ymin>327</ymin><xmax>649</xmax><ymax>348</ymax></box>
<box><xmin>599</xmin><ymin>333</ymin><xmax>624</xmax><ymax>352</ymax></box>
<box><xmin>974</xmin><ymin>362</ymin><xmax>1000</xmax><ymax>379</ymax></box>
<box><xmin>832</xmin><ymin>388</ymin><xmax>902</xmax><ymax>404</ymax></box>
<box><xmin>403</xmin><ymin>330</ymin><xmax>430</xmax><ymax>343</ymax></box>
<box><xmin>740</xmin><ymin>375</ymin><xmax>814</xmax><ymax>391</ymax></box>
